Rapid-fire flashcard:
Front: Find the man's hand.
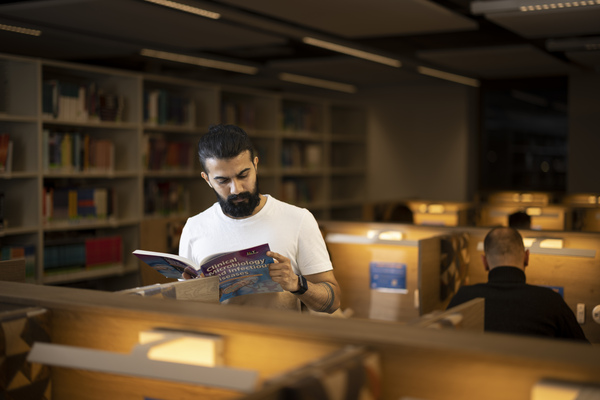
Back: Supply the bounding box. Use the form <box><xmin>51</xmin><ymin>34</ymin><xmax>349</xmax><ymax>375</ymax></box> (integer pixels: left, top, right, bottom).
<box><xmin>266</xmin><ymin>250</ymin><xmax>342</xmax><ymax>314</ymax></box>
<box><xmin>267</xmin><ymin>251</ymin><xmax>299</xmax><ymax>292</ymax></box>
<box><xmin>182</xmin><ymin>266</ymin><xmax>200</xmax><ymax>280</ymax></box>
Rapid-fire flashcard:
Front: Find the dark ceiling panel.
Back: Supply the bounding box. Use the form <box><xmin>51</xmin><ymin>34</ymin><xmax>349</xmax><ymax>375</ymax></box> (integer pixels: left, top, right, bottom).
<box><xmin>486</xmin><ymin>7</ymin><xmax>600</xmax><ymax>39</ymax></box>
<box><xmin>0</xmin><ymin>0</ymin><xmax>285</xmax><ymax>50</ymax></box>
<box><xmin>418</xmin><ymin>45</ymin><xmax>574</xmax><ymax>79</ymax></box>
<box><xmin>269</xmin><ymin>56</ymin><xmax>428</xmax><ymax>87</ymax></box>
<box><xmin>215</xmin><ymin>0</ymin><xmax>478</xmax><ymax>38</ymax></box>
<box><xmin>0</xmin><ymin>0</ymin><xmax>598</xmax><ymax>94</ymax></box>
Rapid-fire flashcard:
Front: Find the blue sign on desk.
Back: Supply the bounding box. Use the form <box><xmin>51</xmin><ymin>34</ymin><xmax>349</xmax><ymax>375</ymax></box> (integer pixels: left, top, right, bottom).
<box><xmin>541</xmin><ymin>285</ymin><xmax>564</xmax><ymax>297</ymax></box>
<box><xmin>370</xmin><ymin>262</ymin><xmax>407</xmax><ymax>293</ymax></box>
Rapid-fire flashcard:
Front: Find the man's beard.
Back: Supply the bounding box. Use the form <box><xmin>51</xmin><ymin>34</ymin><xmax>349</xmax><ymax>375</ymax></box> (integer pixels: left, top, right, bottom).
<box><xmin>215</xmin><ymin>183</ymin><xmax>261</xmax><ymax>218</ymax></box>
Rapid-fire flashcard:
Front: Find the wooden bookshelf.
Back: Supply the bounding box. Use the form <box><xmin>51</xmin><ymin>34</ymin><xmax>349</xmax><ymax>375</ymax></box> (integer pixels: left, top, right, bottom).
<box><xmin>0</xmin><ymin>53</ymin><xmax>369</xmax><ymax>285</ymax></box>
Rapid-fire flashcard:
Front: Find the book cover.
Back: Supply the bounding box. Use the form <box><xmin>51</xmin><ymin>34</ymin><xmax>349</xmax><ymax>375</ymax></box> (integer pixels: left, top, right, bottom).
<box><xmin>133</xmin><ymin>243</ymin><xmax>283</xmax><ymax>302</ymax></box>
<box><xmin>133</xmin><ymin>250</ymin><xmax>197</xmax><ymax>280</ymax></box>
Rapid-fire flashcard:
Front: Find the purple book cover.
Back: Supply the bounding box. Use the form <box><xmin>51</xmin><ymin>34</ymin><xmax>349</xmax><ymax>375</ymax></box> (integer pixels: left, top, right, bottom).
<box><xmin>200</xmin><ymin>243</ymin><xmax>282</xmax><ymax>302</ymax></box>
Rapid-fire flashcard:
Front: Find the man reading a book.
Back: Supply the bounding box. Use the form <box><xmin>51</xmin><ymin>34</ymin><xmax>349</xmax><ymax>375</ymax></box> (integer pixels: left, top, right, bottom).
<box><xmin>179</xmin><ymin>124</ymin><xmax>341</xmax><ymax>314</ymax></box>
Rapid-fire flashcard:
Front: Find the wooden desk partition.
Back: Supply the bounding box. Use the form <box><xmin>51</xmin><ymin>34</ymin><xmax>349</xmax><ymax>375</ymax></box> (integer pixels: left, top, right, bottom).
<box><xmin>408</xmin><ymin>298</ymin><xmax>485</xmax><ymax>331</ymax></box>
<box><xmin>322</xmin><ymin>221</ymin><xmax>468</xmax><ymax>322</ymax></box>
<box><xmin>1</xmin><ymin>282</ymin><xmax>599</xmax><ymax>400</ymax></box>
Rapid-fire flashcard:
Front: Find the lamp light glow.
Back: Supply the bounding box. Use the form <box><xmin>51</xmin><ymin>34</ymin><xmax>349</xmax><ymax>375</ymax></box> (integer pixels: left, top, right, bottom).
<box><xmin>302</xmin><ymin>37</ymin><xmax>402</xmax><ymax>68</ymax></box>
<box><xmin>521</xmin><ymin>193</ymin><xmax>534</xmax><ymax>202</ymax></box>
<box><xmin>539</xmin><ymin>238</ymin><xmax>564</xmax><ymax>249</ymax></box>
<box><xmin>523</xmin><ymin>237</ymin><xmax>537</xmax><ymax>247</ymax></box>
<box><xmin>378</xmin><ymin>231</ymin><xmax>404</xmax><ymax>241</ymax></box>
<box><xmin>140</xmin><ymin>49</ymin><xmax>258</xmax><ymax>75</ymax></box>
<box><xmin>139</xmin><ymin>330</ymin><xmax>223</xmax><ymax>367</ymax></box>
<box><xmin>526</xmin><ymin>207</ymin><xmax>542</xmax><ymax>216</ymax></box>
<box><xmin>428</xmin><ymin>204</ymin><xmax>445</xmax><ymax>214</ymax></box>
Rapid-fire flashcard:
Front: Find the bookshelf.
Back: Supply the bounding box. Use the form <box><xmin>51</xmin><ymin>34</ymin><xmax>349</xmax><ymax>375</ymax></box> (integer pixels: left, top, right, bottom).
<box><xmin>0</xmin><ymin>52</ymin><xmax>369</xmax><ymax>286</ymax></box>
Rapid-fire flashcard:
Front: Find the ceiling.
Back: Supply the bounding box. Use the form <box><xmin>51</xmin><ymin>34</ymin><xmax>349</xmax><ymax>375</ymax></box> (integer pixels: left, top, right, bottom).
<box><xmin>0</xmin><ymin>0</ymin><xmax>599</xmax><ymax>96</ymax></box>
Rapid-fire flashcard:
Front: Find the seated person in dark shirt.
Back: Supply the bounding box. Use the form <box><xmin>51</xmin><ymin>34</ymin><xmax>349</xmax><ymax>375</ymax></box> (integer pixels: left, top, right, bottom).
<box><xmin>447</xmin><ymin>226</ymin><xmax>589</xmax><ymax>343</ymax></box>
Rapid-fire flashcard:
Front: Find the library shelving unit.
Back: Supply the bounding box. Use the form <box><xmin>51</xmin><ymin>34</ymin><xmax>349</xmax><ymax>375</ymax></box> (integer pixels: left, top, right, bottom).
<box><xmin>142</xmin><ymin>74</ymin><xmax>219</xmax><ymax>220</ymax></box>
<box><xmin>0</xmin><ymin>52</ymin><xmax>368</xmax><ymax>286</ymax></box>
<box><xmin>328</xmin><ymin>103</ymin><xmax>368</xmax><ymax>220</ymax></box>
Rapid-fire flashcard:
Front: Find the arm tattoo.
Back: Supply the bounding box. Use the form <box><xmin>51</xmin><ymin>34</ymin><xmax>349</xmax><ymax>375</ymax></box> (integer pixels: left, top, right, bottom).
<box><xmin>316</xmin><ymin>282</ymin><xmax>336</xmax><ymax>313</ymax></box>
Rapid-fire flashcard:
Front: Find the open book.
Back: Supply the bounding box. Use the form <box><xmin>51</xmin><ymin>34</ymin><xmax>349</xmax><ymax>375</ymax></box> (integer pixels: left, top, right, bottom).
<box><xmin>133</xmin><ymin>243</ymin><xmax>283</xmax><ymax>302</ymax></box>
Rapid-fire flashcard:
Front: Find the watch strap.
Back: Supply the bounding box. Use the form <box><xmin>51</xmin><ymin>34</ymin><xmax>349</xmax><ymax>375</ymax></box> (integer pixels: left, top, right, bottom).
<box><xmin>290</xmin><ymin>274</ymin><xmax>308</xmax><ymax>294</ymax></box>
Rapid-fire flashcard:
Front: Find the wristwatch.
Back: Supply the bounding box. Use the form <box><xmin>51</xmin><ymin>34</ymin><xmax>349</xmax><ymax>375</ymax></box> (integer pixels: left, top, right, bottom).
<box><xmin>290</xmin><ymin>274</ymin><xmax>308</xmax><ymax>295</ymax></box>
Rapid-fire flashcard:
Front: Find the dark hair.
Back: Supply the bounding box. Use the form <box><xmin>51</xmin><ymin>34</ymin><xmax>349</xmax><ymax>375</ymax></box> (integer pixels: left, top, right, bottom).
<box><xmin>508</xmin><ymin>210</ymin><xmax>531</xmax><ymax>229</ymax></box>
<box><xmin>197</xmin><ymin>124</ymin><xmax>255</xmax><ymax>171</ymax></box>
<box><xmin>484</xmin><ymin>226</ymin><xmax>524</xmax><ymax>257</ymax></box>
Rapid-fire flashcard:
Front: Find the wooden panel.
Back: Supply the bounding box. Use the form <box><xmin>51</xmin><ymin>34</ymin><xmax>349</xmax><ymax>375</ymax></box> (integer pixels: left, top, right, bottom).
<box><xmin>1</xmin><ymin>282</ymin><xmax>600</xmax><ymax>400</ymax></box>
<box><xmin>0</xmin><ymin>258</ymin><xmax>26</xmax><ymax>282</ymax></box>
<box><xmin>327</xmin><ymin>242</ymin><xmax>419</xmax><ymax>321</ymax></box>
<box><xmin>410</xmin><ymin>298</ymin><xmax>484</xmax><ymax>331</ymax></box>
<box><xmin>418</xmin><ymin>236</ymin><xmax>442</xmax><ymax>314</ymax></box>
<box><xmin>118</xmin><ymin>275</ymin><xmax>220</xmax><ymax>303</ymax></box>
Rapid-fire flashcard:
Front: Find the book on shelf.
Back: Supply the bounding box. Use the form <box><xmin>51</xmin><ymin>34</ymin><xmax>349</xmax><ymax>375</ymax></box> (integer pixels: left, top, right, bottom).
<box><xmin>43</xmin><ymin>186</ymin><xmax>114</xmax><ymax>223</ymax></box>
<box><xmin>44</xmin><ymin>235</ymin><xmax>122</xmax><ymax>275</ymax></box>
<box><xmin>1</xmin><ymin>244</ymin><xmax>36</xmax><ymax>279</ymax></box>
<box><xmin>144</xmin><ymin>180</ymin><xmax>189</xmax><ymax>216</ymax></box>
<box><xmin>43</xmin><ymin>130</ymin><xmax>115</xmax><ymax>173</ymax></box>
<box><xmin>0</xmin><ymin>133</ymin><xmax>13</xmax><ymax>173</ymax></box>
<box><xmin>144</xmin><ymin>89</ymin><xmax>195</xmax><ymax>127</ymax></box>
<box><xmin>133</xmin><ymin>243</ymin><xmax>283</xmax><ymax>302</ymax></box>
<box><xmin>85</xmin><ymin>236</ymin><xmax>122</xmax><ymax>269</ymax></box>
<box><xmin>42</xmin><ymin>79</ymin><xmax>126</xmax><ymax>122</ymax></box>
<box><xmin>143</xmin><ymin>133</ymin><xmax>194</xmax><ymax>172</ymax></box>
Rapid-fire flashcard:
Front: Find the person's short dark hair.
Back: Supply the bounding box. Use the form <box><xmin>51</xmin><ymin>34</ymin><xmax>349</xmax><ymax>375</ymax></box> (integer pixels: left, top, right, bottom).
<box><xmin>388</xmin><ymin>204</ymin><xmax>413</xmax><ymax>223</ymax></box>
<box><xmin>483</xmin><ymin>226</ymin><xmax>525</xmax><ymax>258</ymax></box>
<box><xmin>508</xmin><ymin>211</ymin><xmax>531</xmax><ymax>229</ymax></box>
<box><xmin>198</xmin><ymin>124</ymin><xmax>255</xmax><ymax>171</ymax></box>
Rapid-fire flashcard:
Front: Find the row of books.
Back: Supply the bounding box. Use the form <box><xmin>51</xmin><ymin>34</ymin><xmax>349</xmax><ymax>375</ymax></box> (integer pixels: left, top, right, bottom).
<box><xmin>143</xmin><ymin>133</ymin><xmax>195</xmax><ymax>171</ymax></box>
<box><xmin>43</xmin><ymin>186</ymin><xmax>115</xmax><ymax>224</ymax></box>
<box><xmin>0</xmin><ymin>133</ymin><xmax>13</xmax><ymax>173</ymax></box>
<box><xmin>281</xmin><ymin>179</ymin><xmax>316</xmax><ymax>204</ymax></box>
<box><xmin>221</xmin><ymin>101</ymin><xmax>257</xmax><ymax>129</ymax></box>
<box><xmin>144</xmin><ymin>180</ymin><xmax>189</xmax><ymax>216</ymax></box>
<box><xmin>281</xmin><ymin>142</ymin><xmax>323</xmax><ymax>169</ymax></box>
<box><xmin>42</xmin><ymin>79</ymin><xmax>126</xmax><ymax>122</ymax></box>
<box><xmin>1</xmin><ymin>244</ymin><xmax>36</xmax><ymax>278</ymax></box>
<box><xmin>44</xmin><ymin>235</ymin><xmax>122</xmax><ymax>274</ymax></box>
<box><xmin>43</xmin><ymin>130</ymin><xmax>114</xmax><ymax>173</ymax></box>
<box><xmin>144</xmin><ymin>89</ymin><xmax>196</xmax><ymax>127</ymax></box>
<box><xmin>281</xmin><ymin>105</ymin><xmax>322</xmax><ymax>133</ymax></box>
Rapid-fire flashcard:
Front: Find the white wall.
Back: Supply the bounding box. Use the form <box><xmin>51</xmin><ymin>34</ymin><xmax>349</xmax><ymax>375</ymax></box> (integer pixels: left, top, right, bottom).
<box><xmin>362</xmin><ymin>82</ymin><xmax>478</xmax><ymax>203</ymax></box>
<box><xmin>568</xmin><ymin>71</ymin><xmax>600</xmax><ymax>193</ymax></box>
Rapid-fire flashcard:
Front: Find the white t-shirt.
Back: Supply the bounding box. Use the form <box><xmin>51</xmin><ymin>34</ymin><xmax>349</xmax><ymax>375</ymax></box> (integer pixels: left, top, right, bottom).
<box><xmin>178</xmin><ymin>195</ymin><xmax>333</xmax><ymax>310</ymax></box>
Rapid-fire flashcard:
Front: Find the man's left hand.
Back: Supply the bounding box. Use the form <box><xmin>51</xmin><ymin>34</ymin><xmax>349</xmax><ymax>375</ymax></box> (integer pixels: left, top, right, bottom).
<box><xmin>267</xmin><ymin>251</ymin><xmax>298</xmax><ymax>292</ymax></box>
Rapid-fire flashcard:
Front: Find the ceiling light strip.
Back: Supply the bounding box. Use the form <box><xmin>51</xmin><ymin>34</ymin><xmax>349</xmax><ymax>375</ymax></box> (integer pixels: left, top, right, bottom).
<box><xmin>472</xmin><ymin>0</ymin><xmax>600</xmax><ymax>14</ymax></box>
<box><xmin>278</xmin><ymin>73</ymin><xmax>357</xmax><ymax>93</ymax></box>
<box><xmin>144</xmin><ymin>0</ymin><xmax>220</xmax><ymax>19</ymax></box>
<box><xmin>0</xmin><ymin>23</ymin><xmax>41</xmax><ymax>36</ymax></box>
<box><xmin>141</xmin><ymin>49</ymin><xmax>258</xmax><ymax>75</ymax></box>
<box><xmin>302</xmin><ymin>37</ymin><xmax>402</xmax><ymax>68</ymax></box>
<box><xmin>520</xmin><ymin>0</ymin><xmax>600</xmax><ymax>11</ymax></box>
<box><xmin>417</xmin><ymin>66</ymin><xmax>480</xmax><ymax>87</ymax></box>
